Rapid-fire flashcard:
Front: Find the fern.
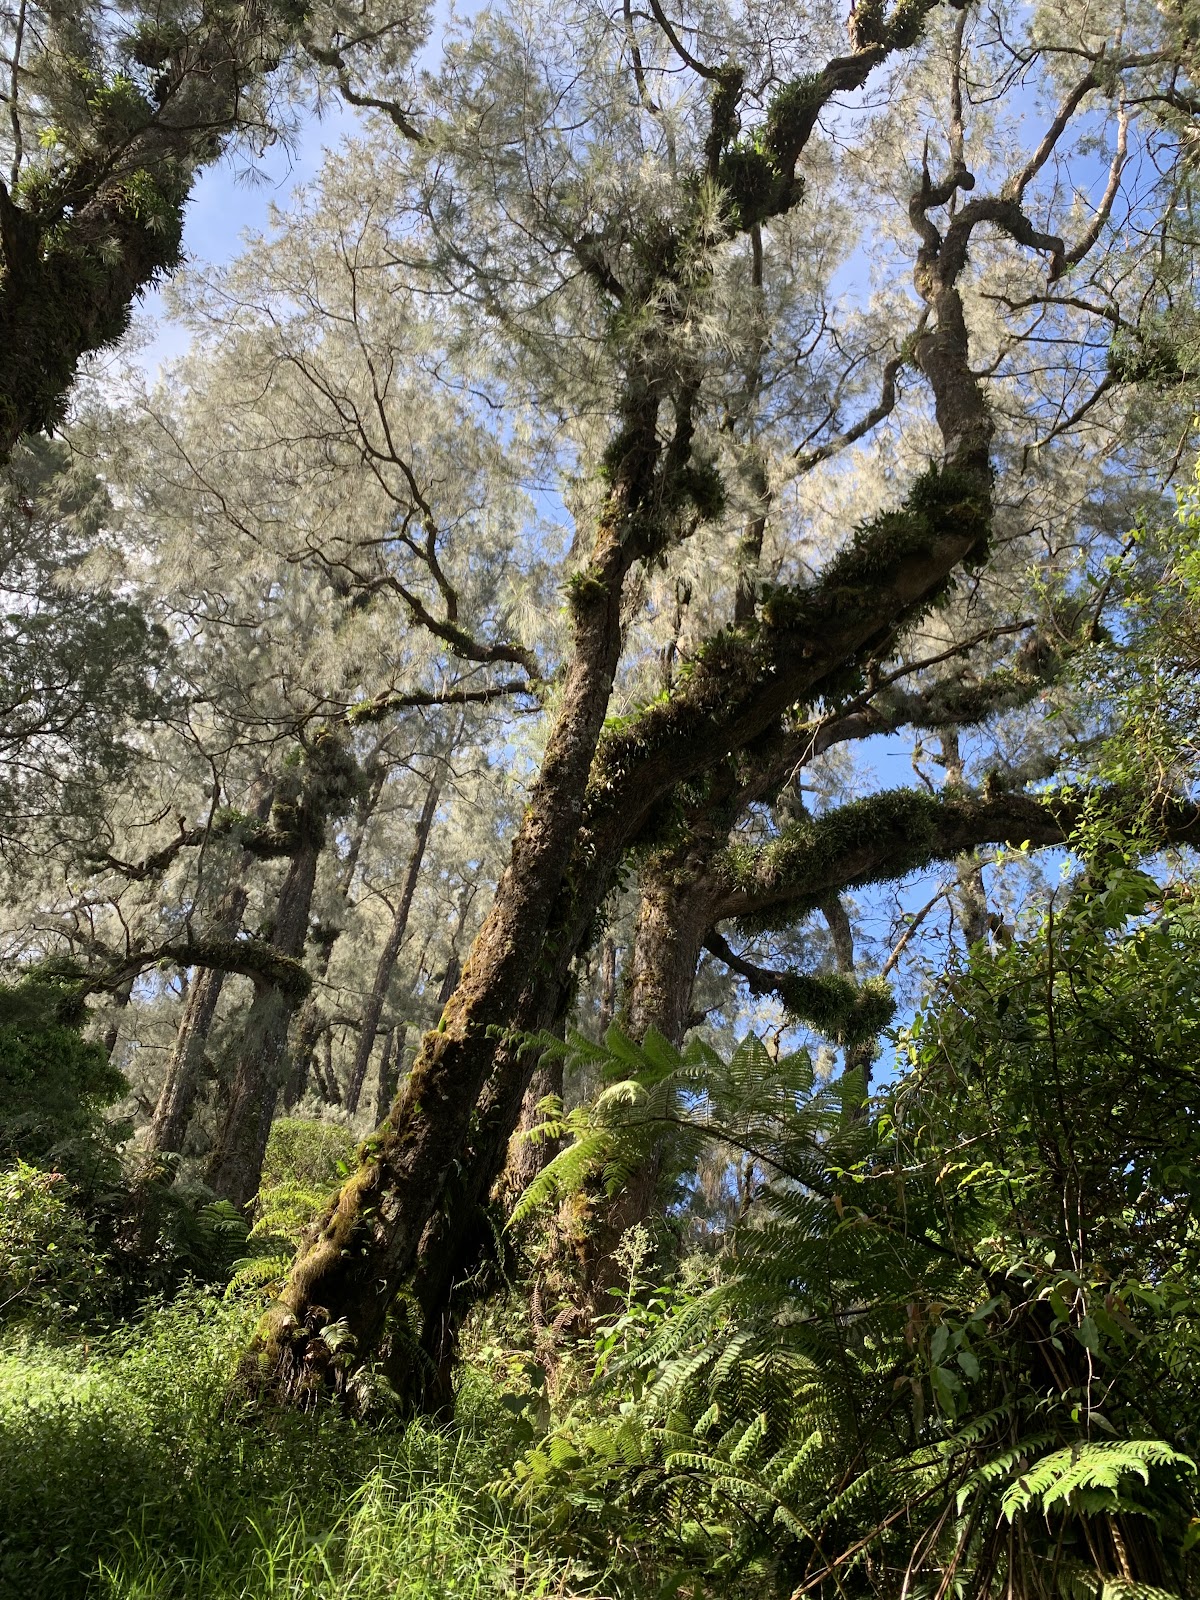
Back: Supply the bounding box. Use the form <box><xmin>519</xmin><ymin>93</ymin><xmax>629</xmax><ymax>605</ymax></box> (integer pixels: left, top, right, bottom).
<box><xmin>1000</xmin><ymin>1440</ymin><xmax>1195</xmax><ymax>1521</ymax></box>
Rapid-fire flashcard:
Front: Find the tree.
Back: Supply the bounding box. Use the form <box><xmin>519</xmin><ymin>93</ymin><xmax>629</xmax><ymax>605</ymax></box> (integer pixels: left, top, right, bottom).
<box><xmin>241</xmin><ymin>0</ymin><xmax>1200</xmax><ymax>1400</ymax></box>
<box><xmin>0</xmin><ymin>436</ymin><xmax>169</xmax><ymax>860</ymax></box>
<box><xmin>0</xmin><ymin>0</ymin><xmax>428</xmax><ymax>458</ymax></box>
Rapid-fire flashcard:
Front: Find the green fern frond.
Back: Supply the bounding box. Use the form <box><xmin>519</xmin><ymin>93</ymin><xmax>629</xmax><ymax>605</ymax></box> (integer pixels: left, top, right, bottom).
<box><xmin>1000</xmin><ymin>1439</ymin><xmax>1194</xmax><ymax>1521</ymax></box>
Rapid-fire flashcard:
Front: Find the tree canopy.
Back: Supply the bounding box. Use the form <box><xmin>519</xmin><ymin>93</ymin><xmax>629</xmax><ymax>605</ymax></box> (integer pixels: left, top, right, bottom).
<box><xmin>2</xmin><ymin>0</ymin><xmax>1200</xmax><ymax>1593</ymax></box>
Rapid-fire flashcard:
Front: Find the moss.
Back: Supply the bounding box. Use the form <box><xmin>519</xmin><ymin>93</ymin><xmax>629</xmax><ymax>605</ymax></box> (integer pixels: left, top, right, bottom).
<box><xmin>704</xmin><ymin>64</ymin><xmax>745</xmax><ymax>174</ymax></box>
<box><xmin>567</xmin><ymin>569</ymin><xmax>610</xmax><ymax>613</ymax></box>
<box><xmin>724</xmin><ymin>788</ymin><xmax>949</xmax><ymax>930</ymax></box>
<box><xmin>671</xmin><ymin>455</ymin><xmax>726</xmax><ymax>522</ymax></box>
<box><xmin>887</xmin><ymin>0</ymin><xmax>937</xmax><ymax>49</ymax></box>
<box><xmin>129</xmin><ymin>21</ymin><xmax>189</xmax><ymax>68</ymax></box>
<box><xmin>162</xmin><ymin>938</ymin><xmax>312</xmax><ymax>1000</ymax></box>
<box><xmin>823</xmin><ymin>462</ymin><xmax>991</xmax><ymax>589</ymax></box>
<box><xmin>763</xmin><ymin>73</ymin><xmax>826</xmax><ymax>165</ymax></box>
<box><xmin>87</xmin><ymin>76</ymin><xmax>154</xmax><ymax>138</ymax></box>
<box><xmin>851</xmin><ymin>0</ymin><xmax>889</xmax><ymax>44</ymax></box>
<box><xmin>586</xmin><ymin>457</ymin><xmax>993</xmax><ymax>843</ymax></box>
<box><xmin>775</xmin><ymin>971</ymin><xmax>896</xmax><ymax>1046</ymax></box>
<box><xmin>1107</xmin><ymin>331</ymin><xmax>1185</xmax><ymax>387</ymax></box>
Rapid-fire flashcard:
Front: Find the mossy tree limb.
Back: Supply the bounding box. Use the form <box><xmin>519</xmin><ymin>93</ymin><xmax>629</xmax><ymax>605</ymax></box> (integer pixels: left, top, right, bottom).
<box><xmin>0</xmin><ymin>0</ymin><xmax>318</xmax><ymax>459</ymax></box>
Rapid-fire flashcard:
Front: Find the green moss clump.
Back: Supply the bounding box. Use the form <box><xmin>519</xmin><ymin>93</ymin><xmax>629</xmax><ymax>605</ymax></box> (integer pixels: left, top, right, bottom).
<box><xmin>821</xmin><ymin>462</ymin><xmax>992</xmax><ymax>593</ymax></box>
<box><xmin>763</xmin><ymin>73</ymin><xmax>826</xmax><ymax>164</ymax></box>
<box><xmin>725</xmin><ymin>788</ymin><xmax>949</xmax><ymax>929</ymax></box>
<box><xmin>775</xmin><ymin>971</ymin><xmax>896</xmax><ymax>1045</ymax></box>
<box><xmin>705</xmin><ymin>64</ymin><xmax>745</xmax><ymax>173</ymax></box>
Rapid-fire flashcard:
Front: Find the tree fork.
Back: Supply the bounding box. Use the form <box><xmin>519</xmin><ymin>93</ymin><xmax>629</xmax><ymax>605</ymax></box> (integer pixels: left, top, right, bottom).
<box><xmin>244</xmin><ymin>444</ymin><xmax>654</xmax><ymax>1401</ymax></box>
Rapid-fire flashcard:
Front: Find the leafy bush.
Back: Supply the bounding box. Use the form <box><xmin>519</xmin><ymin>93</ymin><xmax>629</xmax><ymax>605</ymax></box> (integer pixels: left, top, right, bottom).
<box><xmin>508</xmin><ymin>866</ymin><xmax>1200</xmax><ymax>1597</ymax></box>
<box><xmin>0</xmin><ymin>974</ymin><xmax>126</xmax><ymax>1189</ymax></box>
<box><xmin>0</xmin><ymin>1160</ymin><xmax>105</xmax><ymax>1324</ymax></box>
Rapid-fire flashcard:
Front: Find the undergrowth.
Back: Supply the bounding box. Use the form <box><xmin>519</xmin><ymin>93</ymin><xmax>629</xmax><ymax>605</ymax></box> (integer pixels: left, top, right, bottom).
<box><xmin>0</xmin><ymin>1288</ymin><xmax>597</xmax><ymax>1600</ymax></box>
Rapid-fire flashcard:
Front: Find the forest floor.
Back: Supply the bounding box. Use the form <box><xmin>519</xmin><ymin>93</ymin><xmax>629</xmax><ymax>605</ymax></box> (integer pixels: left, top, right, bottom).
<box><xmin>0</xmin><ymin>1290</ymin><xmax>596</xmax><ymax>1600</ymax></box>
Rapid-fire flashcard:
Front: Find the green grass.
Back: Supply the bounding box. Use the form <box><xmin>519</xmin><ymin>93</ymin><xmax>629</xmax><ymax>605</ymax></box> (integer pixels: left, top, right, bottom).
<box><xmin>0</xmin><ymin>1290</ymin><xmax>596</xmax><ymax>1600</ymax></box>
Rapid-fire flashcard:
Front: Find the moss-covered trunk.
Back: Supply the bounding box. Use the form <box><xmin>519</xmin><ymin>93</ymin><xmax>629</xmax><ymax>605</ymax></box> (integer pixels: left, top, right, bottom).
<box><xmin>0</xmin><ymin>2</ymin><xmax>303</xmax><ymax>459</ymax></box>
<box><xmin>247</xmin><ymin>497</ymin><xmax>641</xmax><ymax>1400</ymax></box>
<box><xmin>573</xmin><ymin>852</ymin><xmax>717</xmax><ymax>1308</ymax></box>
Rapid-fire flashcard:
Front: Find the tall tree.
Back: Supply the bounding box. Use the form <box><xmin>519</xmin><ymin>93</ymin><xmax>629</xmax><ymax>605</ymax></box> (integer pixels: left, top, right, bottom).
<box><xmin>0</xmin><ymin>0</ymin><xmax>429</xmax><ymax>457</ymax></box>
<box><xmin>244</xmin><ymin>0</ymin><xmax>1200</xmax><ymax>1401</ymax></box>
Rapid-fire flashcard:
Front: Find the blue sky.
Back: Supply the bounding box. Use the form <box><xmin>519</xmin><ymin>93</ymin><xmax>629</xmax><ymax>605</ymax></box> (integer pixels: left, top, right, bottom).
<box><xmin>132</xmin><ymin>99</ymin><xmax>363</xmax><ymax>375</ymax></box>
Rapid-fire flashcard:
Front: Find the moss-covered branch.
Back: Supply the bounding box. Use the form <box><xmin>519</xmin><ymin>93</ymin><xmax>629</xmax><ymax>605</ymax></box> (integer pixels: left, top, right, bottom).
<box><xmin>81</xmin><ymin>936</ymin><xmax>312</xmax><ymax>1002</ymax></box>
<box><xmin>713</xmin><ymin>786</ymin><xmax>1200</xmax><ymax>931</ymax></box>
<box><xmin>704</xmin><ymin>928</ymin><xmax>894</xmax><ymax>1046</ymax></box>
<box><xmin>710</xmin><ymin>0</ymin><xmax>948</xmax><ymax>231</ymax></box>
<box><xmin>585</xmin><ymin>461</ymin><xmax>993</xmax><ymax>843</ymax></box>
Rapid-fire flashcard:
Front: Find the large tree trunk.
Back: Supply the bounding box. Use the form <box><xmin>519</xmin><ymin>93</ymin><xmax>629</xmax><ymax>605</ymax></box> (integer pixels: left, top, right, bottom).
<box><xmin>207</xmin><ymin>832</ymin><xmax>322</xmax><ymax>1208</ymax></box>
<box><xmin>572</xmin><ymin>852</ymin><xmax>716</xmax><ymax>1309</ymax></box>
<box><xmin>248</xmin><ymin>65</ymin><xmax>1000</xmax><ymax>1398</ymax></box>
<box><xmin>248</xmin><ymin>406</ymin><xmax>658</xmax><ymax>1399</ymax></box>
<box><xmin>407</xmin><ymin>856</ymin><xmax>714</xmax><ymax>1416</ymax></box>
<box><xmin>345</xmin><ymin>762</ymin><xmax>443</xmax><ymax>1114</ymax></box>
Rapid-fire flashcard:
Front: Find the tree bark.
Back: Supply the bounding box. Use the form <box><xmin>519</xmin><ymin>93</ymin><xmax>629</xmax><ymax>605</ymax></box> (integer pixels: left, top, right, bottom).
<box><xmin>146</xmin><ymin>928</ymin><xmax>239</xmax><ymax>1156</ymax></box>
<box><xmin>285</xmin><ymin>763</ymin><xmax>387</xmax><ymax>1108</ymax></box>
<box><xmin>819</xmin><ymin>893</ymin><xmax>877</xmax><ymax>1091</ymax></box>
<box><xmin>375</xmin><ymin>1026</ymin><xmax>401</xmax><ymax>1124</ymax></box>
<box><xmin>0</xmin><ymin>1</ymin><xmax>306</xmax><ymax>461</ymax></box>
<box><xmin>936</xmin><ymin>730</ymin><xmax>993</xmax><ymax>946</ymax></box>
<box><xmin>572</xmin><ymin>848</ymin><xmax>718</xmax><ymax>1307</ymax></box>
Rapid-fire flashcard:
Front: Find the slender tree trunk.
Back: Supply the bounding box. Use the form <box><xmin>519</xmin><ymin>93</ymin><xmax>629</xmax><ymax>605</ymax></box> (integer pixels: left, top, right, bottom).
<box><xmin>819</xmin><ymin>893</ymin><xmax>878</xmax><ymax>1092</ymax></box>
<box><xmin>597</xmin><ymin>937</ymin><xmax>617</xmax><ymax>1034</ymax></box>
<box><xmin>285</xmin><ymin>999</ymin><xmax>319</xmax><ymax>1107</ymax></box>
<box><xmin>207</xmin><ymin>833</ymin><xmax>321</xmax><ymax>1209</ymax></box>
<box><xmin>285</xmin><ymin>765</ymin><xmax>387</xmax><ymax>1108</ymax></box>
<box><xmin>346</xmin><ymin>763</ymin><xmax>442</xmax><ymax>1115</ymax></box>
<box><xmin>575</xmin><ymin>854</ymin><xmax>714</xmax><ymax>1307</ymax></box>
<box><xmin>145</xmin><ymin>933</ymin><xmax>239</xmax><ymax>1156</ymax></box>
<box><xmin>375</xmin><ymin>1026</ymin><xmax>400</xmax><ymax>1124</ymax></box>
<box><xmin>144</xmin><ymin>783</ymin><xmax>276</xmax><ymax>1157</ymax></box>
<box><xmin>103</xmin><ymin>976</ymin><xmax>135</xmax><ymax>1059</ymax></box>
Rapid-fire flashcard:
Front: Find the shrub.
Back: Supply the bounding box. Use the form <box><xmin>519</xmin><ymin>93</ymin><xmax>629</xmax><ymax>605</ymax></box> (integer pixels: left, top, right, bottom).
<box><xmin>0</xmin><ymin>1160</ymin><xmax>105</xmax><ymax>1324</ymax></box>
<box><xmin>0</xmin><ymin>975</ymin><xmax>126</xmax><ymax>1190</ymax></box>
